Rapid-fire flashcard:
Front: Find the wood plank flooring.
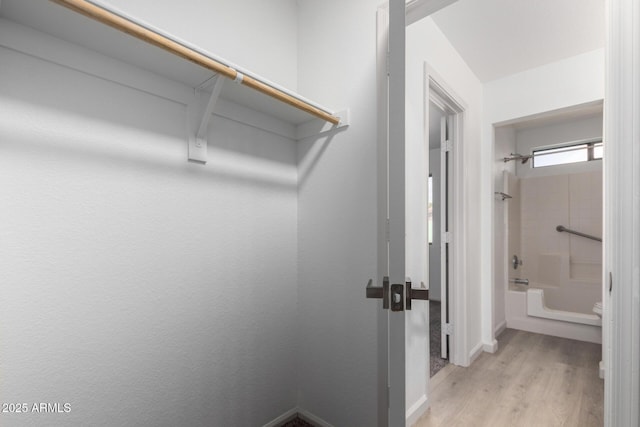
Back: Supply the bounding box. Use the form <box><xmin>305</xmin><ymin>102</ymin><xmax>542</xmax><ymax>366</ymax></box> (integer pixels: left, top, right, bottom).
<box><xmin>414</xmin><ymin>329</ymin><xmax>603</xmax><ymax>427</ymax></box>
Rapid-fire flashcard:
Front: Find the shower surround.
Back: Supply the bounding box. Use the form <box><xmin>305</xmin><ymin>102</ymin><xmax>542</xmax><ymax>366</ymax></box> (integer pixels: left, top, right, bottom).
<box><xmin>505</xmin><ymin>170</ymin><xmax>603</xmax><ymax>343</ymax></box>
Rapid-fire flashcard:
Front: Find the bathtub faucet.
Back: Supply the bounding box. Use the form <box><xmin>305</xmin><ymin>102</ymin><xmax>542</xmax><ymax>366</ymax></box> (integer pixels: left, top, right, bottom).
<box><xmin>510</xmin><ymin>278</ymin><xmax>529</xmax><ymax>286</ymax></box>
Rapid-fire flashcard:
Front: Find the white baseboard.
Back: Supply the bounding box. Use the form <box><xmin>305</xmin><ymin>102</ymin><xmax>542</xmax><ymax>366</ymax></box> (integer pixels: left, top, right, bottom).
<box><xmin>406</xmin><ymin>394</ymin><xmax>430</xmax><ymax>426</ymax></box>
<box><xmin>483</xmin><ymin>339</ymin><xmax>499</xmax><ymax>353</ymax></box>
<box><xmin>469</xmin><ymin>342</ymin><xmax>484</xmax><ymax>365</ymax></box>
<box><xmin>263</xmin><ymin>408</ymin><xmax>298</xmax><ymax>427</ymax></box>
<box><xmin>494</xmin><ymin>320</ymin><xmax>507</xmax><ymax>338</ymax></box>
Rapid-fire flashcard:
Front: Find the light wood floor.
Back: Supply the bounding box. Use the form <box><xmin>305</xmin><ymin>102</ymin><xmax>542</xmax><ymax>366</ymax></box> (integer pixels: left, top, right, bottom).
<box><xmin>414</xmin><ymin>329</ymin><xmax>604</xmax><ymax>427</ymax></box>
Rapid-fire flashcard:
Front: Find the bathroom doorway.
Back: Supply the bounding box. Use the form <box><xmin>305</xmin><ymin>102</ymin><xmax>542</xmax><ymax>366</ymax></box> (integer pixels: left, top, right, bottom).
<box><xmin>493</xmin><ymin>101</ymin><xmax>604</xmax><ymax>348</ymax></box>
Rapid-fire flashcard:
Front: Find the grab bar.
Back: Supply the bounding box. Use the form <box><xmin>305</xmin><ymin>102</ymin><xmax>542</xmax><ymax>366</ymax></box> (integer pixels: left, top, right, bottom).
<box><xmin>510</xmin><ymin>278</ymin><xmax>529</xmax><ymax>286</ymax></box>
<box><xmin>556</xmin><ymin>225</ymin><xmax>602</xmax><ymax>242</ymax></box>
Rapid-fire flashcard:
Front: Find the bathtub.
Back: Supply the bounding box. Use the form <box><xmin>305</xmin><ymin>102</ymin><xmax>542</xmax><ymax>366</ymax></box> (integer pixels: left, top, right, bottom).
<box><xmin>505</xmin><ymin>280</ymin><xmax>602</xmax><ymax>344</ymax></box>
<box><xmin>527</xmin><ymin>288</ymin><xmax>601</xmax><ymax>326</ymax></box>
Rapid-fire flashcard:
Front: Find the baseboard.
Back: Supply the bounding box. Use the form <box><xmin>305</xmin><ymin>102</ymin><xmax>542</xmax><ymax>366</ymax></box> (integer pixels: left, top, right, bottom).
<box><xmin>494</xmin><ymin>320</ymin><xmax>507</xmax><ymax>338</ymax></box>
<box><xmin>298</xmin><ymin>409</ymin><xmax>335</xmax><ymax>427</ymax></box>
<box><xmin>262</xmin><ymin>408</ymin><xmax>298</xmax><ymax>427</ymax></box>
<box><xmin>483</xmin><ymin>339</ymin><xmax>499</xmax><ymax>353</ymax></box>
<box><xmin>406</xmin><ymin>394</ymin><xmax>430</xmax><ymax>426</ymax></box>
<box><xmin>469</xmin><ymin>342</ymin><xmax>484</xmax><ymax>365</ymax></box>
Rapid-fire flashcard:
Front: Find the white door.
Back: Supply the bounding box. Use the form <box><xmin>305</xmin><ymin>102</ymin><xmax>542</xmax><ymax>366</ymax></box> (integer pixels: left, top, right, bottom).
<box><xmin>371</xmin><ymin>1</ymin><xmax>436</xmax><ymax>425</ymax></box>
<box><xmin>439</xmin><ymin>115</ymin><xmax>449</xmax><ymax>360</ymax></box>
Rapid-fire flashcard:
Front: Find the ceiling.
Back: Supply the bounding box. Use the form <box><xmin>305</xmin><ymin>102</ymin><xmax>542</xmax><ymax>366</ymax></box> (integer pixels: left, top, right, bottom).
<box><xmin>431</xmin><ymin>0</ymin><xmax>605</xmax><ymax>82</ymax></box>
<box><xmin>1</xmin><ymin>0</ymin><xmax>604</xmax><ymax>88</ymax></box>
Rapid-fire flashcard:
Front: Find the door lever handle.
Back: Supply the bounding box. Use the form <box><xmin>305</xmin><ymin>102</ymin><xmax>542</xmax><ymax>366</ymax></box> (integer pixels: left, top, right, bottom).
<box><xmin>405</xmin><ymin>280</ymin><xmax>429</xmax><ymax>310</ymax></box>
<box><xmin>366</xmin><ymin>276</ymin><xmax>390</xmax><ymax>309</ymax></box>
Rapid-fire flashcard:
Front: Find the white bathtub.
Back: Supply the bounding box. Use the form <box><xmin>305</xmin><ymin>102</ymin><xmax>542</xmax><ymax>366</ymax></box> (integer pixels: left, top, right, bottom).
<box><xmin>505</xmin><ymin>281</ymin><xmax>602</xmax><ymax>344</ymax></box>
<box><xmin>527</xmin><ymin>288</ymin><xmax>601</xmax><ymax>326</ymax></box>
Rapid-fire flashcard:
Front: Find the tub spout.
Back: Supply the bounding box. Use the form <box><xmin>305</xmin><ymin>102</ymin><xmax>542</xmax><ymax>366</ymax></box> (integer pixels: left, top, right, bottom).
<box><xmin>510</xmin><ymin>278</ymin><xmax>529</xmax><ymax>286</ymax></box>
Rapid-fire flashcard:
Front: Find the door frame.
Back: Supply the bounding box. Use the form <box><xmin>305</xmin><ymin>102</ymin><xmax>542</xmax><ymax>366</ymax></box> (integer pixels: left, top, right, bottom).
<box><xmin>425</xmin><ymin>64</ymin><xmax>468</xmax><ymax>366</ymax></box>
<box><xmin>383</xmin><ymin>0</ymin><xmax>640</xmax><ymax>425</ymax></box>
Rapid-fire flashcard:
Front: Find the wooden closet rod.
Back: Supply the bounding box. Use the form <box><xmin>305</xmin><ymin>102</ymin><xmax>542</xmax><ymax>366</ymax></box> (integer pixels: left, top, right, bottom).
<box><xmin>51</xmin><ymin>0</ymin><xmax>341</xmax><ymax>125</ymax></box>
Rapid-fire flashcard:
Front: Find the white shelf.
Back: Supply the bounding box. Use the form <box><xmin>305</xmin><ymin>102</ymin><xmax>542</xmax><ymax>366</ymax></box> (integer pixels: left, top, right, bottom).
<box><xmin>0</xmin><ymin>0</ymin><xmax>347</xmax><ymax>128</ymax></box>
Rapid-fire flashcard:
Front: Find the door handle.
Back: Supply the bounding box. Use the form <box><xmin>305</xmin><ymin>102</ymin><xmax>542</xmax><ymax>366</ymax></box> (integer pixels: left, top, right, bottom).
<box><xmin>366</xmin><ymin>276</ymin><xmax>390</xmax><ymax>309</ymax></box>
<box><xmin>405</xmin><ymin>280</ymin><xmax>429</xmax><ymax>310</ymax></box>
<box><xmin>367</xmin><ymin>277</ymin><xmax>428</xmax><ymax>311</ymax></box>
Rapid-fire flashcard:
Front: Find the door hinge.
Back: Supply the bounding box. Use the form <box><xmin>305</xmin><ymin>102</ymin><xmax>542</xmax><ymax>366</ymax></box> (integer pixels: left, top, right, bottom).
<box><xmin>387</xmin><ymin>386</ymin><xmax>390</xmax><ymax>408</ymax></box>
<box><xmin>442</xmin><ymin>231</ymin><xmax>451</xmax><ymax>244</ymax></box>
<box><xmin>386</xmin><ymin>218</ymin><xmax>390</xmax><ymax>243</ymax></box>
<box><xmin>386</xmin><ymin>51</ymin><xmax>390</xmax><ymax>76</ymax></box>
<box><xmin>442</xmin><ymin>140</ymin><xmax>452</xmax><ymax>153</ymax></box>
<box><xmin>443</xmin><ymin>323</ymin><xmax>453</xmax><ymax>335</ymax></box>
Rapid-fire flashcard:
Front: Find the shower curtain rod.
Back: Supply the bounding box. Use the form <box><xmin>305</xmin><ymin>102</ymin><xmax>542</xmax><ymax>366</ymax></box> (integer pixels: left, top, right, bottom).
<box><xmin>51</xmin><ymin>0</ymin><xmax>341</xmax><ymax>125</ymax></box>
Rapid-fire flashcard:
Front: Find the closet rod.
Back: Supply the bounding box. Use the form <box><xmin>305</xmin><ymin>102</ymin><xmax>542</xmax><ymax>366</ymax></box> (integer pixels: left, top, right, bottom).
<box><xmin>51</xmin><ymin>0</ymin><xmax>341</xmax><ymax>125</ymax></box>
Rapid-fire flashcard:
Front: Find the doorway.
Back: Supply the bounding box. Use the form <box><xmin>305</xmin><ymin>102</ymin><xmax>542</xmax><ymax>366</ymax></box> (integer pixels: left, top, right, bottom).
<box><xmin>427</xmin><ymin>100</ymin><xmax>450</xmax><ymax>376</ymax></box>
<box><xmin>428</xmin><ymin>99</ymin><xmax>448</xmax><ymax>376</ymax></box>
<box><xmin>425</xmin><ymin>70</ymin><xmax>466</xmax><ymax>372</ymax></box>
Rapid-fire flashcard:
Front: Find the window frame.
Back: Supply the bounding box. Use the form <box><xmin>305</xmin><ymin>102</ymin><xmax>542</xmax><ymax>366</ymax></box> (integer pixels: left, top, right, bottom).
<box><xmin>531</xmin><ymin>138</ymin><xmax>603</xmax><ymax>168</ymax></box>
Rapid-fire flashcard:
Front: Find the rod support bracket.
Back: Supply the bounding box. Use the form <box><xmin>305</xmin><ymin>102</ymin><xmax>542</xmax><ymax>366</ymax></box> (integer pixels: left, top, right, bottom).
<box><xmin>187</xmin><ymin>75</ymin><xmax>225</xmax><ymax>163</ymax></box>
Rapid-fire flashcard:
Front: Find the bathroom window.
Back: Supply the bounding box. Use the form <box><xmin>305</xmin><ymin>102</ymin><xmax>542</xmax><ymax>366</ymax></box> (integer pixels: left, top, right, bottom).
<box><xmin>532</xmin><ymin>139</ymin><xmax>603</xmax><ymax>168</ymax></box>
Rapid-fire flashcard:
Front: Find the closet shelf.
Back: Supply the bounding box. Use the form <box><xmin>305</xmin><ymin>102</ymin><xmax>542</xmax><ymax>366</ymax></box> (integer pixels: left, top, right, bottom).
<box><xmin>0</xmin><ymin>0</ymin><xmax>350</xmax><ymax>163</ymax></box>
<box><xmin>0</xmin><ymin>0</ymin><xmax>349</xmax><ymax>147</ymax></box>
<box><xmin>51</xmin><ymin>0</ymin><xmax>343</xmax><ymax>127</ymax></box>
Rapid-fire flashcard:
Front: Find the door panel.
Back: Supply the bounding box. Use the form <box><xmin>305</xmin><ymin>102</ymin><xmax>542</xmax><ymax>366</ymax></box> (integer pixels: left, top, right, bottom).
<box><xmin>440</xmin><ymin>115</ymin><xmax>448</xmax><ymax>359</ymax></box>
<box><xmin>376</xmin><ymin>1</ymin><xmax>459</xmax><ymax>425</ymax></box>
<box><xmin>387</xmin><ymin>0</ymin><xmax>406</xmax><ymax>424</ymax></box>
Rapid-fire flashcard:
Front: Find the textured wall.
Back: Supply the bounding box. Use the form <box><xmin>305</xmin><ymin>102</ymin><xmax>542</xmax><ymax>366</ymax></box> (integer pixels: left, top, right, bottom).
<box><xmin>296</xmin><ymin>0</ymin><xmax>380</xmax><ymax>425</ymax></box>
<box><xmin>94</xmin><ymin>0</ymin><xmax>299</xmax><ymax>89</ymax></box>
<box><xmin>0</xmin><ymin>39</ymin><xmax>298</xmax><ymax>426</ymax></box>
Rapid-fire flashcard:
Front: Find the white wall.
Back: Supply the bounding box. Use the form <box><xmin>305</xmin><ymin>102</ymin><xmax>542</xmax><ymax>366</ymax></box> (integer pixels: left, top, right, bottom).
<box><xmin>98</xmin><ymin>0</ymin><xmax>299</xmax><ymax>89</ymax></box>
<box><xmin>296</xmin><ymin>1</ymin><xmax>380</xmax><ymax>425</ymax></box>
<box><xmin>405</xmin><ymin>17</ymin><xmax>484</xmax><ymax>416</ymax></box>
<box><xmin>0</xmin><ymin>19</ymin><xmax>299</xmax><ymax>427</ymax></box>
<box><xmin>482</xmin><ymin>48</ymin><xmax>605</xmax><ymax>349</ymax></box>
<box><xmin>515</xmin><ymin>114</ymin><xmax>603</xmax><ymax>178</ymax></box>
